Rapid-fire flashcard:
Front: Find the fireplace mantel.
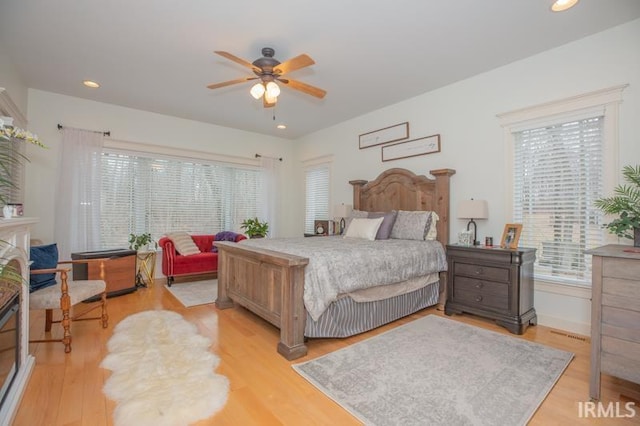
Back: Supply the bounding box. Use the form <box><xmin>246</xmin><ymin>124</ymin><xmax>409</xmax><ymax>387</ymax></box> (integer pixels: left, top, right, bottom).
<box><xmin>0</xmin><ymin>217</ymin><xmax>37</xmax><ymax>424</ymax></box>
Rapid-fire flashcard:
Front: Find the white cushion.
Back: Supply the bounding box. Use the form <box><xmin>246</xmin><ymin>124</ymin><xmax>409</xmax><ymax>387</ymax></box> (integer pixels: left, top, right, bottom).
<box><xmin>30</xmin><ymin>280</ymin><xmax>106</xmax><ymax>310</ymax></box>
<box><xmin>344</xmin><ymin>217</ymin><xmax>384</xmax><ymax>241</ymax></box>
<box><xmin>166</xmin><ymin>232</ymin><xmax>201</xmax><ymax>256</ymax></box>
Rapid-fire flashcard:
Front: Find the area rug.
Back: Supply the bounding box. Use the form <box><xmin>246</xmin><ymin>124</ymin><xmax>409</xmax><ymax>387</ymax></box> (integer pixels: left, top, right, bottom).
<box><xmin>293</xmin><ymin>315</ymin><xmax>573</xmax><ymax>426</ymax></box>
<box><xmin>165</xmin><ymin>279</ymin><xmax>217</xmax><ymax>307</ymax></box>
<box><xmin>101</xmin><ymin>310</ymin><xmax>229</xmax><ymax>426</ymax></box>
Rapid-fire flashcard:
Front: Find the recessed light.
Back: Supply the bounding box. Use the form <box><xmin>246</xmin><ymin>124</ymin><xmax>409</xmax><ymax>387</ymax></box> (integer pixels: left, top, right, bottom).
<box><xmin>551</xmin><ymin>0</ymin><xmax>579</xmax><ymax>12</ymax></box>
<box><xmin>276</xmin><ymin>124</ymin><xmax>287</xmax><ymax>130</ymax></box>
<box><xmin>83</xmin><ymin>80</ymin><xmax>100</xmax><ymax>88</ymax></box>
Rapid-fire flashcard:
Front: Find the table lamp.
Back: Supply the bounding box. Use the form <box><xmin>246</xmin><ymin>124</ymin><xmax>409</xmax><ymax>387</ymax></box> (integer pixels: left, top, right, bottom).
<box><xmin>457</xmin><ymin>199</ymin><xmax>488</xmax><ymax>245</ymax></box>
<box><xmin>333</xmin><ymin>203</ymin><xmax>353</xmax><ymax>234</ymax></box>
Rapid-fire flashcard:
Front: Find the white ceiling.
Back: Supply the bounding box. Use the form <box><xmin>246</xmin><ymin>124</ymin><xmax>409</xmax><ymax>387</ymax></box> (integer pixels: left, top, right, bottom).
<box><xmin>1</xmin><ymin>1</ymin><xmax>639</xmax><ymax>139</ymax></box>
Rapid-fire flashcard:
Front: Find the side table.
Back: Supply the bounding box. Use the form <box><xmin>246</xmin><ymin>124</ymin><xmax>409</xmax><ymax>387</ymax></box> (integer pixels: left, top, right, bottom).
<box><xmin>445</xmin><ymin>244</ymin><xmax>537</xmax><ymax>334</ymax></box>
<box><xmin>136</xmin><ymin>250</ymin><xmax>157</xmax><ymax>287</ymax></box>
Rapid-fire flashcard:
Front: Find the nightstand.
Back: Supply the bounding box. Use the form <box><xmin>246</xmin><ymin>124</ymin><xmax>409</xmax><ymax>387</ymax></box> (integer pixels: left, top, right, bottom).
<box><xmin>445</xmin><ymin>244</ymin><xmax>537</xmax><ymax>334</ymax></box>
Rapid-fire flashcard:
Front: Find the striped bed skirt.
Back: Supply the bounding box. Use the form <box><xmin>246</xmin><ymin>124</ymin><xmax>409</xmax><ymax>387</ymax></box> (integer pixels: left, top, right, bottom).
<box><xmin>304</xmin><ymin>280</ymin><xmax>440</xmax><ymax>338</ymax></box>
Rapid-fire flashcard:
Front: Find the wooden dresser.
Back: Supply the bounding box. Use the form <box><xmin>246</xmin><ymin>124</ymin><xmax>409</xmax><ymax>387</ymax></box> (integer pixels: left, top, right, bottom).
<box><xmin>586</xmin><ymin>244</ymin><xmax>640</xmax><ymax>400</ymax></box>
<box><xmin>445</xmin><ymin>244</ymin><xmax>537</xmax><ymax>334</ymax></box>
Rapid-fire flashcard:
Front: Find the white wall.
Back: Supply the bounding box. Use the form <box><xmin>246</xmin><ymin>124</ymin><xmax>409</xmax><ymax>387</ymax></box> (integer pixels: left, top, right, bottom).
<box><xmin>0</xmin><ymin>44</ymin><xmax>28</xmax><ymax>119</ymax></box>
<box><xmin>293</xmin><ymin>19</ymin><xmax>640</xmax><ymax>335</ymax></box>
<box><xmin>23</xmin><ymin>89</ymin><xmax>296</xmax><ymax>242</ymax></box>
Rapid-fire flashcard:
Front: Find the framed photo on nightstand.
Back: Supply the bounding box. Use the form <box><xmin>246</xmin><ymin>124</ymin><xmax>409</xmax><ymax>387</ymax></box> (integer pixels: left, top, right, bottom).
<box><xmin>500</xmin><ymin>223</ymin><xmax>522</xmax><ymax>249</ymax></box>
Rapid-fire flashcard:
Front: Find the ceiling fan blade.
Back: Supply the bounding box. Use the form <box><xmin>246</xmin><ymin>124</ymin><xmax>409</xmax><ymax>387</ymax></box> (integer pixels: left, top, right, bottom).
<box><xmin>274</xmin><ymin>54</ymin><xmax>315</xmax><ymax>75</ymax></box>
<box><xmin>214</xmin><ymin>51</ymin><xmax>261</xmax><ymax>72</ymax></box>
<box><xmin>278</xmin><ymin>78</ymin><xmax>326</xmax><ymax>99</ymax></box>
<box><xmin>206</xmin><ymin>77</ymin><xmax>257</xmax><ymax>90</ymax></box>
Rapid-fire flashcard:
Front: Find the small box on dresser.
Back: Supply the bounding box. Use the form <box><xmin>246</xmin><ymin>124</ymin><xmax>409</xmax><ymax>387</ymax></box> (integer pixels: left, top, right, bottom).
<box><xmin>445</xmin><ymin>244</ymin><xmax>537</xmax><ymax>335</ymax></box>
<box><xmin>586</xmin><ymin>244</ymin><xmax>640</xmax><ymax>401</ymax></box>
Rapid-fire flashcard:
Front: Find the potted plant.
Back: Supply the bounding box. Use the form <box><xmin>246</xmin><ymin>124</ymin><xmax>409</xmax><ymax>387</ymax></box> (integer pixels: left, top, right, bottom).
<box><xmin>0</xmin><ymin>117</ymin><xmax>47</xmax><ymax>205</ymax></box>
<box><xmin>240</xmin><ymin>218</ymin><xmax>269</xmax><ymax>238</ymax></box>
<box><xmin>594</xmin><ymin>164</ymin><xmax>640</xmax><ymax>247</ymax></box>
<box><xmin>128</xmin><ymin>232</ymin><xmax>157</xmax><ymax>251</ymax></box>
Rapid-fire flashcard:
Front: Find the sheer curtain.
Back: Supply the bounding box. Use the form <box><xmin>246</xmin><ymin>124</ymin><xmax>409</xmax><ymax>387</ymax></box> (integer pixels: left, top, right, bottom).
<box><xmin>54</xmin><ymin>128</ymin><xmax>104</xmax><ymax>259</ymax></box>
<box><xmin>258</xmin><ymin>156</ymin><xmax>280</xmax><ymax>237</ymax></box>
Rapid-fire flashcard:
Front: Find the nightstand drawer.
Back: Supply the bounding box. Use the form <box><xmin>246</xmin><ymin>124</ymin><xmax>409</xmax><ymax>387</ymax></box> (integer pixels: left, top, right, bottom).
<box><xmin>453</xmin><ymin>262</ymin><xmax>510</xmax><ymax>283</ymax></box>
<box><xmin>454</xmin><ymin>288</ymin><xmax>508</xmax><ymax>311</ymax></box>
<box><xmin>454</xmin><ymin>277</ymin><xmax>508</xmax><ymax>297</ymax></box>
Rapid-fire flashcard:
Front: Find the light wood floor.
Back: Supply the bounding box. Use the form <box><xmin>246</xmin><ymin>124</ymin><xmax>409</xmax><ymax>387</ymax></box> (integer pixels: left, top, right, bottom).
<box><xmin>12</xmin><ymin>280</ymin><xmax>640</xmax><ymax>425</ymax></box>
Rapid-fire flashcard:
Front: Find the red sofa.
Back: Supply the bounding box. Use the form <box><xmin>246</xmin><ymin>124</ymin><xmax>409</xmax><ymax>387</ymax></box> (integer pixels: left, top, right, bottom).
<box><xmin>159</xmin><ymin>233</ymin><xmax>246</xmax><ymax>286</ymax></box>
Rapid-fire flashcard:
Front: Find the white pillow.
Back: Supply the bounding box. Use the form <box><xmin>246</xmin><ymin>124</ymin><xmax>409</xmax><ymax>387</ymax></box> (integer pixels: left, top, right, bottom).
<box><xmin>344</xmin><ymin>217</ymin><xmax>384</xmax><ymax>241</ymax></box>
<box><xmin>166</xmin><ymin>232</ymin><xmax>201</xmax><ymax>256</ymax></box>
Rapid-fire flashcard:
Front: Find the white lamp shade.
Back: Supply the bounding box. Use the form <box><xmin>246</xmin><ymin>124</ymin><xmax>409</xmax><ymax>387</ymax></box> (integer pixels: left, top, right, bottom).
<box><xmin>250</xmin><ymin>83</ymin><xmax>265</xmax><ymax>99</ymax></box>
<box><xmin>333</xmin><ymin>203</ymin><xmax>353</xmax><ymax>218</ymax></box>
<box><xmin>457</xmin><ymin>199</ymin><xmax>488</xmax><ymax>220</ymax></box>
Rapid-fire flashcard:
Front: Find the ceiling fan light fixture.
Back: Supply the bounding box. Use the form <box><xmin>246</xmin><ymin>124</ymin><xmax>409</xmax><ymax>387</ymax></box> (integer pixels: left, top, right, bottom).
<box><xmin>264</xmin><ymin>91</ymin><xmax>278</xmax><ymax>105</ymax></box>
<box><xmin>250</xmin><ymin>83</ymin><xmax>265</xmax><ymax>99</ymax></box>
<box><xmin>266</xmin><ymin>82</ymin><xmax>280</xmax><ymax>98</ymax></box>
<box><xmin>551</xmin><ymin>0</ymin><xmax>579</xmax><ymax>12</ymax></box>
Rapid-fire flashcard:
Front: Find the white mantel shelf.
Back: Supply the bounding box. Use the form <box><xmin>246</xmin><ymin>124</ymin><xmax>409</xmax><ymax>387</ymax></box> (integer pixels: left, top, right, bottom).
<box><xmin>0</xmin><ymin>217</ymin><xmax>37</xmax><ymax>424</ymax></box>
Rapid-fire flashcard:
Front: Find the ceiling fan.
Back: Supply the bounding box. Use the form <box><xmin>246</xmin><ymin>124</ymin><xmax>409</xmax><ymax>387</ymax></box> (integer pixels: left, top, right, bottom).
<box><xmin>206</xmin><ymin>47</ymin><xmax>327</xmax><ymax>108</ymax></box>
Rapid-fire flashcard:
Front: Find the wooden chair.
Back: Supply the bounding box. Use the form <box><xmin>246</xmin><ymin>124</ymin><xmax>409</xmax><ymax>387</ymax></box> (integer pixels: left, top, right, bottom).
<box><xmin>29</xmin><ymin>259</ymin><xmax>109</xmax><ymax>353</ymax></box>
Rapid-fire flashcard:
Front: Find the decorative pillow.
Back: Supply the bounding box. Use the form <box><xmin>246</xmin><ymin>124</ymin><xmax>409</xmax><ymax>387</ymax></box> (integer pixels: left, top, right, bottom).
<box><xmin>344</xmin><ymin>217</ymin><xmax>384</xmax><ymax>241</ymax></box>
<box><xmin>425</xmin><ymin>211</ymin><xmax>439</xmax><ymax>240</ymax></box>
<box><xmin>166</xmin><ymin>232</ymin><xmax>201</xmax><ymax>256</ymax></box>
<box><xmin>367</xmin><ymin>211</ymin><xmax>398</xmax><ymax>240</ymax></box>
<box><xmin>390</xmin><ymin>210</ymin><xmax>433</xmax><ymax>241</ymax></box>
<box><xmin>344</xmin><ymin>209</ymin><xmax>369</xmax><ymax>232</ymax></box>
<box><xmin>29</xmin><ymin>243</ymin><xmax>59</xmax><ymax>293</ymax></box>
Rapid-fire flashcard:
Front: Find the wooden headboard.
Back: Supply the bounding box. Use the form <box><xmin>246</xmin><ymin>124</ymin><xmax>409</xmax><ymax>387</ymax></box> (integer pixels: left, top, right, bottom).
<box><xmin>349</xmin><ymin>168</ymin><xmax>456</xmax><ymax>246</ymax></box>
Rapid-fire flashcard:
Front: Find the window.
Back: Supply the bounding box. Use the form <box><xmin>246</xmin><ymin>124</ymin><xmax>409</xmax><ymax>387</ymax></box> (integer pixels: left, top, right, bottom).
<box><xmin>0</xmin><ymin>136</ymin><xmax>25</xmax><ymax>204</ymax></box>
<box><xmin>499</xmin><ymin>85</ymin><xmax>626</xmax><ymax>287</ymax></box>
<box><xmin>513</xmin><ymin>116</ymin><xmax>603</xmax><ymax>285</ymax></box>
<box><xmin>100</xmin><ymin>150</ymin><xmax>264</xmax><ymax>249</ymax></box>
<box><xmin>304</xmin><ymin>162</ymin><xmax>330</xmax><ymax>234</ymax></box>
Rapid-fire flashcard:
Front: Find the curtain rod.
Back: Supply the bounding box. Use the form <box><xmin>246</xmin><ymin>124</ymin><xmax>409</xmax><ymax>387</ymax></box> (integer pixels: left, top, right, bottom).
<box><xmin>57</xmin><ymin>123</ymin><xmax>111</xmax><ymax>137</ymax></box>
<box><xmin>255</xmin><ymin>153</ymin><xmax>282</xmax><ymax>162</ymax></box>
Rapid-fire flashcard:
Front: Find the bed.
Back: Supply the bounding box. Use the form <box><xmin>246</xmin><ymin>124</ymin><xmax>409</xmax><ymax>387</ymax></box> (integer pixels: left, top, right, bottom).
<box><xmin>215</xmin><ymin>167</ymin><xmax>455</xmax><ymax>360</ymax></box>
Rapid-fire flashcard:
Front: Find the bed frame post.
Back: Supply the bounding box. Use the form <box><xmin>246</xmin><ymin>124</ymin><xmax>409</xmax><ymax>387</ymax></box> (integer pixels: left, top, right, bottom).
<box><xmin>429</xmin><ymin>168</ymin><xmax>456</xmax><ymax>308</ymax></box>
<box><xmin>429</xmin><ymin>168</ymin><xmax>456</xmax><ymax>247</ymax></box>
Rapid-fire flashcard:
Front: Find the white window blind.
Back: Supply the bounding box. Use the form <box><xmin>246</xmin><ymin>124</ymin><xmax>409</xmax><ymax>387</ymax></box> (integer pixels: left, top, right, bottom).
<box><xmin>100</xmin><ymin>150</ymin><xmax>263</xmax><ymax>249</ymax></box>
<box><xmin>0</xmin><ymin>137</ymin><xmax>26</xmax><ymax>204</ymax></box>
<box><xmin>304</xmin><ymin>165</ymin><xmax>330</xmax><ymax>234</ymax></box>
<box><xmin>513</xmin><ymin>116</ymin><xmax>604</xmax><ymax>285</ymax></box>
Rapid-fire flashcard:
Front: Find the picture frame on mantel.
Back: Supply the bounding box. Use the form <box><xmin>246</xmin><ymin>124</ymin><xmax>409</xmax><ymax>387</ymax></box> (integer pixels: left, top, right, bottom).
<box><xmin>359</xmin><ymin>122</ymin><xmax>409</xmax><ymax>149</ymax></box>
<box><xmin>381</xmin><ymin>134</ymin><xmax>441</xmax><ymax>162</ymax></box>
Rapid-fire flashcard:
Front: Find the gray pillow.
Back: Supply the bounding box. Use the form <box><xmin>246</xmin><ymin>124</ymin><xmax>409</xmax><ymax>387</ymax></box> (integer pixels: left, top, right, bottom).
<box><xmin>367</xmin><ymin>211</ymin><xmax>398</xmax><ymax>240</ymax></box>
<box><xmin>390</xmin><ymin>210</ymin><xmax>432</xmax><ymax>241</ymax></box>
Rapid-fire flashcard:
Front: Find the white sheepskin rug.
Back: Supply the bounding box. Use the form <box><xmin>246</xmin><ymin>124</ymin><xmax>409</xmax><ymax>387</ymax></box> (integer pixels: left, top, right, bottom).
<box><xmin>101</xmin><ymin>310</ymin><xmax>229</xmax><ymax>426</ymax></box>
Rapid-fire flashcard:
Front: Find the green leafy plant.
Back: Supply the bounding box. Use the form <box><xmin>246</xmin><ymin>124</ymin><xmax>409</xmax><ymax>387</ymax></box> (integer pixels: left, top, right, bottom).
<box><xmin>0</xmin><ymin>118</ymin><xmax>47</xmax><ymax>205</ymax></box>
<box><xmin>128</xmin><ymin>233</ymin><xmax>157</xmax><ymax>251</ymax></box>
<box><xmin>240</xmin><ymin>217</ymin><xmax>269</xmax><ymax>238</ymax></box>
<box><xmin>594</xmin><ymin>164</ymin><xmax>640</xmax><ymax>240</ymax></box>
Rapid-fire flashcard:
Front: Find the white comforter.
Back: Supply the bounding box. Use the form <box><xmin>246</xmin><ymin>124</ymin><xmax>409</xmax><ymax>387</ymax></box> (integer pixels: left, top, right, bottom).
<box><xmin>239</xmin><ymin>236</ymin><xmax>447</xmax><ymax>321</ymax></box>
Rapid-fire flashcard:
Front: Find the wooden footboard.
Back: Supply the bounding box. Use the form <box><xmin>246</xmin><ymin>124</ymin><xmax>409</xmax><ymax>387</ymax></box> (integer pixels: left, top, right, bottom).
<box><xmin>215</xmin><ymin>241</ymin><xmax>309</xmax><ymax>360</ymax></box>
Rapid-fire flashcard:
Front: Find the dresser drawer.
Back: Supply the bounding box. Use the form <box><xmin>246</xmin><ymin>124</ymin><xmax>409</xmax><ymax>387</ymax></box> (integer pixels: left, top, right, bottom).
<box><xmin>602</xmin><ymin>278</ymin><xmax>640</xmax><ymax>313</ymax></box>
<box><xmin>454</xmin><ymin>276</ymin><xmax>508</xmax><ymax>297</ymax></box>
<box><xmin>453</xmin><ymin>262</ymin><xmax>510</xmax><ymax>283</ymax></box>
<box><xmin>602</xmin><ymin>257</ymin><xmax>640</xmax><ymax>281</ymax></box>
<box><xmin>453</xmin><ymin>288</ymin><xmax>508</xmax><ymax>311</ymax></box>
<box><xmin>602</xmin><ymin>305</ymin><xmax>640</xmax><ymax>342</ymax></box>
